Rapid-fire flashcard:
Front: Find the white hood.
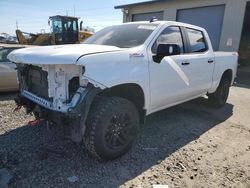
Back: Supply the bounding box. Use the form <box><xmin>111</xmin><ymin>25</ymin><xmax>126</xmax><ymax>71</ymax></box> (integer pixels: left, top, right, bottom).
<box><xmin>7</xmin><ymin>44</ymin><xmax>121</xmax><ymax>65</ymax></box>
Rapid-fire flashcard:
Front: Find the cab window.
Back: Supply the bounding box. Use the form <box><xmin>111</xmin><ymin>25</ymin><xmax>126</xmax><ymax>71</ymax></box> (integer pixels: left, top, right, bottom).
<box><xmin>186</xmin><ymin>28</ymin><xmax>207</xmax><ymax>53</ymax></box>
<box><xmin>64</xmin><ymin>20</ymin><xmax>77</xmax><ymax>33</ymax></box>
<box><xmin>72</xmin><ymin>20</ymin><xmax>77</xmax><ymax>32</ymax></box>
<box><xmin>52</xmin><ymin>19</ymin><xmax>62</xmax><ymax>34</ymax></box>
<box><xmin>152</xmin><ymin>26</ymin><xmax>184</xmax><ymax>54</ymax></box>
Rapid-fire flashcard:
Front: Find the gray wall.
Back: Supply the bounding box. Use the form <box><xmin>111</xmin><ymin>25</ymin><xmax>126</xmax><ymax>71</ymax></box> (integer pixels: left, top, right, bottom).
<box><xmin>132</xmin><ymin>11</ymin><xmax>163</xmax><ymax>21</ymax></box>
<box><xmin>121</xmin><ymin>0</ymin><xmax>248</xmax><ymax>52</ymax></box>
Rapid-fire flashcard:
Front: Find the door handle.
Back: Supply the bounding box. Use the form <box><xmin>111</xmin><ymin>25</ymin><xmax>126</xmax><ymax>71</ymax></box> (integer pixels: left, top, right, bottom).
<box><xmin>181</xmin><ymin>61</ymin><xmax>190</xmax><ymax>66</ymax></box>
<box><xmin>208</xmin><ymin>59</ymin><xmax>214</xmax><ymax>63</ymax></box>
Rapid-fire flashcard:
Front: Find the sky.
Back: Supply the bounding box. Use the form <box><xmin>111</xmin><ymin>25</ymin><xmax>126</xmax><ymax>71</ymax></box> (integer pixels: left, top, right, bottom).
<box><xmin>0</xmin><ymin>0</ymin><xmax>146</xmax><ymax>35</ymax></box>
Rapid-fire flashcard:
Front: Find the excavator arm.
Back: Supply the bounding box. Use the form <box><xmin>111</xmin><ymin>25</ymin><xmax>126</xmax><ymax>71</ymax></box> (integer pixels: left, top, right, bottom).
<box><xmin>16</xmin><ymin>30</ymin><xmax>56</xmax><ymax>45</ymax></box>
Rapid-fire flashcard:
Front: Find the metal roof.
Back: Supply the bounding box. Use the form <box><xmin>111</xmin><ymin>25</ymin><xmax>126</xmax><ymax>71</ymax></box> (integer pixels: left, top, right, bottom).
<box><xmin>49</xmin><ymin>15</ymin><xmax>80</xmax><ymax>20</ymax></box>
<box><xmin>114</xmin><ymin>0</ymin><xmax>167</xmax><ymax>9</ymax></box>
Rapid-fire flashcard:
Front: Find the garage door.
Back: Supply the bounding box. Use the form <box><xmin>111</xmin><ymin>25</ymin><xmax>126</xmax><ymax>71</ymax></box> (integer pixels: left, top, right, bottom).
<box><xmin>177</xmin><ymin>5</ymin><xmax>225</xmax><ymax>51</ymax></box>
<box><xmin>132</xmin><ymin>11</ymin><xmax>163</xmax><ymax>22</ymax></box>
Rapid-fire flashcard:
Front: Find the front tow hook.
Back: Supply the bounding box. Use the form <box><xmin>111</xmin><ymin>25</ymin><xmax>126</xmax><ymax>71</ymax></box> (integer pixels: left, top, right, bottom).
<box><xmin>13</xmin><ymin>97</ymin><xmax>23</xmax><ymax>112</ymax></box>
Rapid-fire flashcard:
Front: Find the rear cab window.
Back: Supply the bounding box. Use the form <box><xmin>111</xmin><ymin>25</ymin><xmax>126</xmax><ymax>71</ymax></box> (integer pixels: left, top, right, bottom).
<box><xmin>185</xmin><ymin>28</ymin><xmax>208</xmax><ymax>53</ymax></box>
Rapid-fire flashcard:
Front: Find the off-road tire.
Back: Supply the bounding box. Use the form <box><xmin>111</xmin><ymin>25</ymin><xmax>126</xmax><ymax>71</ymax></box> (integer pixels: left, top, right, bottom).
<box><xmin>208</xmin><ymin>77</ymin><xmax>231</xmax><ymax>108</ymax></box>
<box><xmin>83</xmin><ymin>97</ymin><xmax>139</xmax><ymax>160</ymax></box>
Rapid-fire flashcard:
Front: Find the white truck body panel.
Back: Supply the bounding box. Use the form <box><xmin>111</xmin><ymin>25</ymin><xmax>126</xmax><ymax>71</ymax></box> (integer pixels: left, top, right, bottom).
<box><xmin>211</xmin><ymin>52</ymin><xmax>238</xmax><ymax>92</ymax></box>
<box><xmin>76</xmin><ymin>47</ymin><xmax>151</xmax><ymax>111</ymax></box>
<box><xmin>7</xmin><ymin>44</ymin><xmax>121</xmax><ymax>65</ymax></box>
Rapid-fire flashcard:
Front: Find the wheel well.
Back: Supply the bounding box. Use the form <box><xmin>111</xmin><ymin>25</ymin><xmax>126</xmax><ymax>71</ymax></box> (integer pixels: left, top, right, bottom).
<box><xmin>222</xmin><ymin>69</ymin><xmax>233</xmax><ymax>83</ymax></box>
<box><xmin>100</xmin><ymin>83</ymin><xmax>146</xmax><ymax>123</ymax></box>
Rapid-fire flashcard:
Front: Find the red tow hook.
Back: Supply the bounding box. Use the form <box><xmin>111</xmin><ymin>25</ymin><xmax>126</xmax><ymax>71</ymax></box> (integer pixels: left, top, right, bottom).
<box><xmin>28</xmin><ymin>119</ymin><xmax>40</xmax><ymax>126</ymax></box>
<box><xmin>14</xmin><ymin>97</ymin><xmax>23</xmax><ymax>112</ymax></box>
<box><xmin>13</xmin><ymin>105</ymin><xmax>22</xmax><ymax>112</ymax></box>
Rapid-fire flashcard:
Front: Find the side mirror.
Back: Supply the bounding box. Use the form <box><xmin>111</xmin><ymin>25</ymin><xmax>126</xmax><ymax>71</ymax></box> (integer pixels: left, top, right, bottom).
<box><xmin>153</xmin><ymin>44</ymin><xmax>181</xmax><ymax>63</ymax></box>
<box><xmin>48</xmin><ymin>20</ymin><xmax>50</xmax><ymax>26</ymax></box>
<box><xmin>80</xmin><ymin>21</ymin><xmax>83</xmax><ymax>31</ymax></box>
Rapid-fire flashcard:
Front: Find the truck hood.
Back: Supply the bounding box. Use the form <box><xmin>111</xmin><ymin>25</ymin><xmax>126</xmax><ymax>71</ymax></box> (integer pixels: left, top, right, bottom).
<box><xmin>7</xmin><ymin>44</ymin><xmax>122</xmax><ymax>65</ymax></box>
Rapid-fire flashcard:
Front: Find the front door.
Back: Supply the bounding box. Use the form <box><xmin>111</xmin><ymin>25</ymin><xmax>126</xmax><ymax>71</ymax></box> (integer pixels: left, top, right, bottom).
<box><xmin>148</xmin><ymin>26</ymin><xmax>190</xmax><ymax>112</ymax></box>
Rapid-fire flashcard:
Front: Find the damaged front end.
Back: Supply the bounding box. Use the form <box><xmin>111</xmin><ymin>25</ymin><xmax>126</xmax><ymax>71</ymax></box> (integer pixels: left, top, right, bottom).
<box><xmin>15</xmin><ymin>63</ymin><xmax>102</xmax><ymax>142</ymax></box>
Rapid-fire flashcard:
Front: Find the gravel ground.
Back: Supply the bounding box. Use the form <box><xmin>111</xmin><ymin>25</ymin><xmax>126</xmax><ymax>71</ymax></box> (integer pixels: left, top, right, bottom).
<box><xmin>0</xmin><ymin>86</ymin><xmax>250</xmax><ymax>188</ymax></box>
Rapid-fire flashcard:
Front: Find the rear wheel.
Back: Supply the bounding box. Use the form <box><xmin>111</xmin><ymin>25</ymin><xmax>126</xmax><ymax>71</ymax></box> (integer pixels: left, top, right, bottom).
<box><xmin>208</xmin><ymin>77</ymin><xmax>231</xmax><ymax>108</ymax></box>
<box><xmin>83</xmin><ymin>97</ymin><xmax>139</xmax><ymax>160</ymax></box>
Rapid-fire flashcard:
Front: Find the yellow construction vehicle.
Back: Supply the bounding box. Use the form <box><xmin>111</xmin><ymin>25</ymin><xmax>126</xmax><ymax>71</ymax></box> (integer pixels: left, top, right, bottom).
<box><xmin>16</xmin><ymin>15</ymin><xmax>92</xmax><ymax>45</ymax></box>
<box><xmin>16</xmin><ymin>30</ymin><xmax>56</xmax><ymax>45</ymax></box>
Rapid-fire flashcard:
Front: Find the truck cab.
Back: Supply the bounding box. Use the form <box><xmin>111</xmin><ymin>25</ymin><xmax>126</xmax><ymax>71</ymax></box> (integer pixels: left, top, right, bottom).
<box><xmin>49</xmin><ymin>15</ymin><xmax>79</xmax><ymax>44</ymax></box>
<box><xmin>49</xmin><ymin>15</ymin><xmax>93</xmax><ymax>44</ymax></box>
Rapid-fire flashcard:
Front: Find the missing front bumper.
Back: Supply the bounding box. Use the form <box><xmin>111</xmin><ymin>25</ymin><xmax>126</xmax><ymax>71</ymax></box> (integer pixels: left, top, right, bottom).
<box><xmin>15</xmin><ymin>84</ymin><xmax>102</xmax><ymax>142</ymax></box>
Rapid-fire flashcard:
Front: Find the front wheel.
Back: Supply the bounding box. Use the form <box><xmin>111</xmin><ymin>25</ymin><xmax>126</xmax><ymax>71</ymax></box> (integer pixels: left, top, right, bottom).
<box><xmin>208</xmin><ymin>77</ymin><xmax>231</xmax><ymax>108</ymax></box>
<box><xmin>83</xmin><ymin>97</ymin><xmax>140</xmax><ymax>160</ymax></box>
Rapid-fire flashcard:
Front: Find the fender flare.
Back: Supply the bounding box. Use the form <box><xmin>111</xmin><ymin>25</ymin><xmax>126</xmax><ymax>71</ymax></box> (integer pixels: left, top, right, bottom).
<box><xmin>69</xmin><ymin>84</ymin><xmax>102</xmax><ymax>142</ymax></box>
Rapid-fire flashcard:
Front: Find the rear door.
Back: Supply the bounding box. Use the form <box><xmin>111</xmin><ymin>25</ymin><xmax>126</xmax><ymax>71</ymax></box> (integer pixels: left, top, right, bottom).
<box><xmin>182</xmin><ymin>27</ymin><xmax>214</xmax><ymax>96</ymax></box>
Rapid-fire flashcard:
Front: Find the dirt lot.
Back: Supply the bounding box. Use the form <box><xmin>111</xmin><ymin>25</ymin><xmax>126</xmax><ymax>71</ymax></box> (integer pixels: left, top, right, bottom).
<box><xmin>0</xmin><ymin>85</ymin><xmax>250</xmax><ymax>188</ymax></box>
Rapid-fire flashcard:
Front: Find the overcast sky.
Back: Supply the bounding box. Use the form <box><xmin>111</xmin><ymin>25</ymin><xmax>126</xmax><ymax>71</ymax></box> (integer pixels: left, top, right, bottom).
<box><xmin>0</xmin><ymin>0</ymin><xmax>146</xmax><ymax>35</ymax></box>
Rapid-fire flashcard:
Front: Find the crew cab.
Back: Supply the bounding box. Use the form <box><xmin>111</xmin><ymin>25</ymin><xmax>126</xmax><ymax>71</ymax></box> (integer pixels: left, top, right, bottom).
<box><xmin>8</xmin><ymin>21</ymin><xmax>238</xmax><ymax>160</ymax></box>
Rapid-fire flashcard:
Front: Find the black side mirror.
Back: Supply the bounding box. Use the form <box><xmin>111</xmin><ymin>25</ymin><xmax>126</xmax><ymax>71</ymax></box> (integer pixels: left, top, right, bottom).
<box><xmin>80</xmin><ymin>21</ymin><xmax>83</xmax><ymax>31</ymax></box>
<box><xmin>153</xmin><ymin>44</ymin><xmax>181</xmax><ymax>63</ymax></box>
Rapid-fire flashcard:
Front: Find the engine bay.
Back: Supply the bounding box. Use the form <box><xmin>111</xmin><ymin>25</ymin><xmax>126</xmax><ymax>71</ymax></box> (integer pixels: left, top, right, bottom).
<box><xmin>16</xmin><ymin>64</ymin><xmax>83</xmax><ymax>113</ymax></box>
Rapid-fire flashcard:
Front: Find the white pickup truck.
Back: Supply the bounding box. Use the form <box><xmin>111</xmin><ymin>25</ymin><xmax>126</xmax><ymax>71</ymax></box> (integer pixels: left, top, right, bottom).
<box><xmin>8</xmin><ymin>21</ymin><xmax>238</xmax><ymax>160</ymax></box>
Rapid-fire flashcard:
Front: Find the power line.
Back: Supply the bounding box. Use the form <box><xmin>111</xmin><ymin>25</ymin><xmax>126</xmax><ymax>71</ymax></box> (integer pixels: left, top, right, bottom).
<box><xmin>70</xmin><ymin>6</ymin><xmax>113</xmax><ymax>12</ymax></box>
<box><xmin>1</xmin><ymin>18</ymin><xmax>122</xmax><ymax>26</ymax></box>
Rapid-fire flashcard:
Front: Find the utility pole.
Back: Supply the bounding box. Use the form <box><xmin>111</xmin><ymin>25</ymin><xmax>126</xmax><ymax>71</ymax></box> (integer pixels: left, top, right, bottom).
<box><xmin>74</xmin><ymin>4</ymin><xmax>75</xmax><ymax>17</ymax></box>
<box><xmin>16</xmin><ymin>20</ymin><xmax>18</xmax><ymax>29</ymax></box>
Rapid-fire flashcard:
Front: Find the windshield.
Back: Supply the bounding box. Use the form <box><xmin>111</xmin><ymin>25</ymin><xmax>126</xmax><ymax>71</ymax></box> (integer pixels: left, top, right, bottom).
<box><xmin>83</xmin><ymin>23</ymin><xmax>159</xmax><ymax>48</ymax></box>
